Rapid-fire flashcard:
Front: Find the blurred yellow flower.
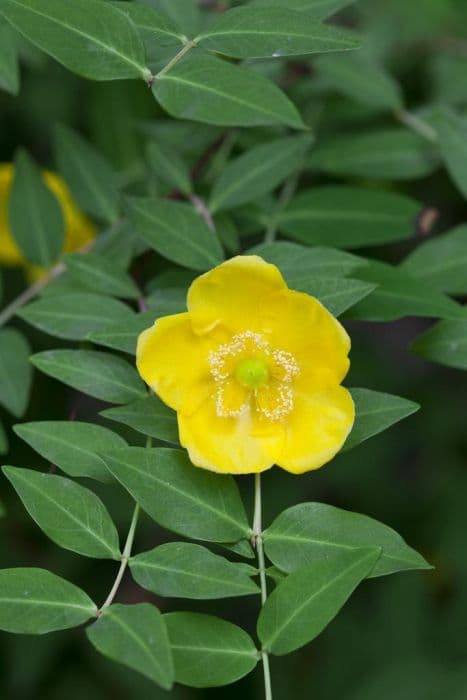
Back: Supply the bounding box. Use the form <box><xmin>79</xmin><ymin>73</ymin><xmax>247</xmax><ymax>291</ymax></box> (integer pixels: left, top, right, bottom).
<box><xmin>0</xmin><ymin>163</ymin><xmax>96</xmax><ymax>275</ymax></box>
<box><xmin>137</xmin><ymin>256</ymin><xmax>354</xmax><ymax>475</ymax></box>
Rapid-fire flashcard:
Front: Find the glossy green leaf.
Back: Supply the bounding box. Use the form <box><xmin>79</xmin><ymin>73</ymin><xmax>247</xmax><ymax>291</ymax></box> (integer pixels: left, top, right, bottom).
<box><xmin>0</xmin><ymin>328</ymin><xmax>32</xmax><ymax>418</ymax></box>
<box><xmin>55</xmin><ymin>125</ymin><xmax>120</xmax><ymax>223</ymax></box>
<box><xmin>250</xmin><ymin>241</ymin><xmax>367</xmax><ymax>281</ymax></box>
<box><xmin>309</xmin><ymin>129</ymin><xmax>439</xmax><ymax>180</ymax></box>
<box><xmin>345</xmin><ymin>388</ymin><xmax>420</xmax><ymax>451</ymax></box>
<box><xmin>0</xmin><ymin>22</ymin><xmax>20</xmax><ymax>95</ymax></box>
<box><xmin>3</xmin><ymin>467</ymin><xmax>120</xmax><ymax>559</ymax></box>
<box><xmin>111</xmin><ymin>1</ymin><xmax>185</xmax><ymax>45</ymax></box>
<box><xmin>248</xmin><ymin>0</ymin><xmax>354</xmax><ymax>19</ymax></box>
<box><xmin>31</xmin><ymin>350</ymin><xmax>146</xmax><ymax>404</ymax></box>
<box><xmin>315</xmin><ymin>54</ymin><xmax>403</xmax><ymax>110</ymax></box>
<box><xmin>14</xmin><ymin>421</ymin><xmax>127</xmax><ymax>482</ymax></box>
<box><xmin>279</xmin><ymin>186</ymin><xmax>421</xmax><ymax>248</ymax></box>
<box><xmin>88</xmin><ymin>310</ymin><xmax>155</xmax><ymax>355</ymax></box>
<box><xmin>147</xmin><ymin>140</ymin><xmax>193</xmax><ymax>195</ymax></box>
<box><xmin>87</xmin><ymin>603</ymin><xmax>173</xmax><ymax>688</ymax></box>
<box><xmin>402</xmin><ymin>225</ymin><xmax>467</xmax><ymax>294</ymax></box>
<box><xmin>258</xmin><ymin>548</ymin><xmax>380</xmax><ymax>655</ymax></box>
<box><xmin>209</xmin><ymin>135</ymin><xmax>312</xmax><ymax>213</ymax></box>
<box><xmin>165</xmin><ymin>612</ymin><xmax>258</xmax><ymax>688</ymax></box>
<box><xmin>18</xmin><ymin>293</ymin><xmax>134</xmax><ymax>341</ymax></box>
<box><xmin>0</xmin><ymin>0</ymin><xmax>148</xmax><ymax>80</ymax></box>
<box><xmin>101</xmin><ymin>395</ymin><xmax>178</xmax><ymax>444</ymax></box>
<box><xmin>130</xmin><ymin>542</ymin><xmax>259</xmax><ymax>599</ymax></box>
<box><xmin>127</xmin><ymin>196</ymin><xmax>223</xmax><ymax>270</ymax></box>
<box><xmin>143</xmin><ymin>0</ymin><xmax>200</xmax><ymax>36</ymax></box>
<box><xmin>411</xmin><ymin>319</ymin><xmax>467</xmax><ymax>370</ymax></box>
<box><xmin>152</xmin><ymin>51</ymin><xmax>306</xmax><ymax>129</ymax></box>
<box><xmin>145</xmin><ymin>286</ymin><xmax>187</xmax><ymax>315</ymax></box>
<box><xmin>264</xmin><ymin>503</ymin><xmax>429</xmax><ymax>579</ymax></box>
<box><xmin>294</xmin><ymin>277</ymin><xmax>376</xmax><ymax>316</ymax></box>
<box><xmin>196</xmin><ymin>7</ymin><xmax>359</xmax><ymax>59</ymax></box>
<box><xmin>347</xmin><ymin>261</ymin><xmax>466</xmax><ymax>321</ymax></box>
<box><xmin>103</xmin><ymin>447</ymin><xmax>250</xmax><ymax>542</ymax></box>
<box><xmin>0</xmin><ymin>568</ymin><xmax>96</xmax><ymax>633</ymax></box>
<box><xmin>8</xmin><ymin>149</ymin><xmax>64</xmax><ymax>267</ymax></box>
<box><xmin>437</xmin><ymin>108</ymin><xmax>467</xmax><ymax>198</ymax></box>
<box><xmin>63</xmin><ymin>252</ymin><xmax>140</xmax><ymax>299</ymax></box>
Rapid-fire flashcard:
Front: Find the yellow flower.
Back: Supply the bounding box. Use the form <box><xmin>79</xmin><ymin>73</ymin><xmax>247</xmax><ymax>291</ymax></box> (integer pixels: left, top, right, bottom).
<box><xmin>0</xmin><ymin>163</ymin><xmax>96</xmax><ymax>274</ymax></box>
<box><xmin>137</xmin><ymin>256</ymin><xmax>354</xmax><ymax>475</ymax></box>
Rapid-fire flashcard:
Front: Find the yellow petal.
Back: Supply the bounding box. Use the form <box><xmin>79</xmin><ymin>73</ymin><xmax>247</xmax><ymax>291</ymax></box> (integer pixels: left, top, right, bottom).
<box><xmin>277</xmin><ymin>386</ymin><xmax>355</xmax><ymax>474</ymax></box>
<box><xmin>260</xmin><ymin>288</ymin><xmax>351</xmax><ymax>386</ymax></box>
<box><xmin>0</xmin><ymin>164</ymin><xmax>23</xmax><ymax>266</ymax></box>
<box><xmin>44</xmin><ymin>171</ymin><xmax>96</xmax><ymax>252</ymax></box>
<box><xmin>178</xmin><ymin>400</ymin><xmax>283</xmax><ymax>474</ymax></box>
<box><xmin>137</xmin><ymin>313</ymin><xmax>221</xmax><ymax>414</ymax></box>
<box><xmin>187</xmin><ymin>255</ymin><xmax>287</xmax><ymax>334</ymax></box>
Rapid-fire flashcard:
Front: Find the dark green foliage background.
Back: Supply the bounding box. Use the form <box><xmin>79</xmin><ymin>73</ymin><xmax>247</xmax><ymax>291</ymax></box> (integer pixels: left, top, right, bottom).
<box><xmin>1</xmin><ymin>0</ymin><xmax>467</xmax><ymax>697</ymax></box>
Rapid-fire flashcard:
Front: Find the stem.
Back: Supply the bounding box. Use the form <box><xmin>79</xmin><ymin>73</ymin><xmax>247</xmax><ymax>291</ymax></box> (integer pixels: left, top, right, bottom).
<box><xmin>155</xmin><ymin>41</ymin><xmax>197</xmax><ymax>81</ymax></box>
<box><xmin>253</xmin><ymin>473</ymin><xmax>273</xmax><ymax>700</ymax></box>
<box><xmin>264</xmin><ymin>172</ymin><xmax>300</xmax><ymax>244</ymax></box>
<box><xmin>190</xmin><ymin>193</ymin><xmax>216</xmax><ymax>232</ymax></box>
<box><xmin>99</xmin><ymin>502</ymin><xmax>140</xmax><ymax>614</ymax></box>
<box><xmin>396</xmin><ymin>109</ymin><xmax>438</xmax><ymax>143</ymax></box>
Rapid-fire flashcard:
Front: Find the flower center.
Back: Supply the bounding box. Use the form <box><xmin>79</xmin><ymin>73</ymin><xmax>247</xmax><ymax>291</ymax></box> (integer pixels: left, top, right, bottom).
<box><xmin>208</xmin><ymin>330</ymin><xmax>300</xmax><ymax>421</ymax></box>
<box><xmin>235</xmin><ymin>357</ymin><xmax>269</xmax><ymax>389</ymax></box>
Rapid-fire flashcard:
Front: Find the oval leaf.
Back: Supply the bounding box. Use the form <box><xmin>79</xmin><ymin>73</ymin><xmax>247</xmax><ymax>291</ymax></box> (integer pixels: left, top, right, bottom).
<box><xmin>165</xmin><ymin>612</ymin><xmax>258</xmax><ymax>688</ymax></box>
<box><xmin>130</xmin><ymin>542</ymin><xmax>259</xmax><ymax>599</ymax></box>
<box><xmin>102</xmin><ymin>447</ymin><xmax>250</xmax><ymax>542</ymax></box>
<box><xmin>411</xmin><ymin>319</ymin><xmax>467</xmax><ymax>371</ymax></box>
<box><xmin>0</xmin><ymin>568</ymin><xmax>96</xmax><ymax>634</ymax></box>
<box><xmin>264</xmin><ymin>502</ymin><xmax>429</xmax><ymax>579</ymax></box>
<box><xmin>0</xmin><ymin>328</ymin><xmax>32</xmax><ymax>418</ymax></box>
<box><xmin>3</xmin><ymin>466</ymin><xmax>120</xmax><ymax>559</ymax></box>
<box><xmin>101</xmin><ymin>395</ymin><xmax>179</xmax><ymax>444</ymax></box>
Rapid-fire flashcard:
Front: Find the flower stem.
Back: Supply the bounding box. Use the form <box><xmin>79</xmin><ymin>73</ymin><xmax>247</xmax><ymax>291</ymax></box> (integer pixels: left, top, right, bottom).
<box><xmin>395</xmin><ymin>109</ymin><xmax>438</xmax><ymax>143</ymax></box>
<box><xmin>253</xmin><ymin>473</ymin><xmax>273</xmax><ymax>700</ymax></box>
<box><xmin>155</xmin><ymin>41</ymin><xmax>197</xmax><ymax>81</ymax></box>
<box><xmin>264</xmin><ymin>172</ymin><xmax>300</xmax><ymax>244</ymax></box>
<box><xmin>99</xmin><ymin>501</ymin><xmax>140</xmax><ymax>614</ymax></box>
<box><xmin>190</xmin><ymin>193</ymin><xmax>216</xmax><ymax>232</ymax></box>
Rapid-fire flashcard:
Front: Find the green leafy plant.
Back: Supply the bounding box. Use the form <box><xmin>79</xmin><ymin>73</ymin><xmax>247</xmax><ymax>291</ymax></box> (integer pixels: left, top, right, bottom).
<box><xmin>1</xmin><ymin>0</ymin><xmax>466</xmax><ymax>698</ymax></box>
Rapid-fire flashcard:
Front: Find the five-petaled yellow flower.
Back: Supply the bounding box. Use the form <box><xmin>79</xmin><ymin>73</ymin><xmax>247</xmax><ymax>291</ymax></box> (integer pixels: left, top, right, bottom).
<box><xmin>0</xmin><ymin>163</ymin><xmax>95</xmax><ymax>276</ymax></box>
<box><xmin>137</xmin><ymin>256</ymin><xmax>355</xmax><ymax>475</ymax></box>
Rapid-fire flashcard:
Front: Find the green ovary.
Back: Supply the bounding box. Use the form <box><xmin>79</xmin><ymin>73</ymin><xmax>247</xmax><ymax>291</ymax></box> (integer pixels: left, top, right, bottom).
<box><xmin>235</xmin><ymin>357</ymin><xmax>270</xmax><ymax>389</ymax></box>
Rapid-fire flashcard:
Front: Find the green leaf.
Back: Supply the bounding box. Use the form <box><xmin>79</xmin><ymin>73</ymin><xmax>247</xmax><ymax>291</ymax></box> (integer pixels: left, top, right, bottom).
<box><xmin>55</xmin><ymin>125</ymin><xmax>120</xmax><ymax>223</ymax></box>
<box><xmin>401</xmin><ymin>225</ymin><xmax>467</xmax><ymax>294</ymax></box>
<box><xmin>209</xmin><ymin>135</ymin><xmax>312</xmax><ymax>213</ymax></box>
<box><xmin>196</xmin><ymin>6</ymin><xmax>360</xmax><ymax>59</ymax></box>
<box><xmin>347</xmin><ymin>261</ymin><xmax>466</xmax><ymax>321</ymax></box>
<box><xmin>152</xmin><ymin>51</ymin><xmax>306</xmax><ymax>129</ymax></box>
<box><xmin>8</xmin><ymin>149</ymin><xmax>64</xmax><ymax>267</ymax></box>
<box><xmin>315</xmin><ymin>54</ymin><xmax>403</xmax><ymax>111</ymax></box>
<box><xmin>0</xmin><ymin>328</ymin><xmax>32</xmax><ymax>418</ymax></box>
<box><xmin>345</xmin><ymin>388</ymin><xmax>420</xmax><ymax>451</ymax></box>
<box><xmin>3</xmin><ymin>467</ymin><xmax>120</xmax><ymax>559</ymax></box>
<box><xmin>18</xmin><ymin>293</ymin><xmax>134</xmax><ymax>341</ymax></box>
<box><xmin>127</xmin><ymin>196</ymin><xmax>224</xmax><ymax>270</ymax></box>
<box><xmin>264</xmin><ymin>503</ymin><xmax>429</xmax><ymax>579</ymax></box>
<box><xmin>0</xmin><ymin>0</ymin><xmax>148</xmax><ymax>81</ymax></box>
<box><xmin>31</xmin><ymin>350</ymin><xmax>146</xmax><ymax>404</ymax></box>
<box><xmin>88</xmin><ymin>310</ymin><xmax>155</xmax><ymax>355</ymax></box>
<box><xmin>165</xmin><ymin>612</ymin><xmax>258</xmax><ymax>688</ymax></box>
<box><xmin>87</xmin><ymin>603</ymin><xmax>173</xmax><ymax>689</ymax></box>
<box><xmin>436</xmin><ymin>108</ymin><xmax>467</xmax><ymax>198</ymax></box>
<box><xmin>309</xmin><ymin>129</ymin><xmax>439</xmax><ymax>181</ymax></box>
<box><xmin>145</xmin><ymin>286</ymin><xmax>187</xmax><ymax>315</ymax></box>
<box><xmin>147</xmin><ymin>140</ymin><xmax>193</xmax><ymax>195</ymax></box>
<box><xmin>101</xmin><ymin>395</ymin><xmax>178</xmax><ymax>444</ymax></box>
<box><xmin>111</xmin><ymin>1</ymin><xmax>185</xmax><ymax>46</ymax></box>
<box><xmin>0</xmin><ymin>568</ymin><xmax>96</xmax><ymax>633</ymax></box>
<box><xmin>257</xmin><ymin>548</ymin><xmax>380</xmax><ymax>655</ymax></box>
<box><xmin>103</xmin><ymin>447</ymin><xmax>250</xmax><ymax>542</ymax></box>
<box><xmin>248</xmin><ymin>0</ymin><xmax>354</xmax><ymax>19</ymax></box>
<box><xmin>0</xmin><ymin>22</ymin><xmax>20</xmax><ymax>95</ymax></box>
<box><xmin>294</xmin><ymin>277</ymin><xmax>376</xmax><ymax>316</ymax></box>
<box><xmin>64</xmin><ymin>252</ymin><xmax>140</xmax><ymax>299</ymax></box>
<box><xmin>250</xmin><ymin>241</ymin><xmax>367</xmax><ymax>281</ymax></box>
<box><xmin>278</xmin><ymin>186</ymin><xmax>421</xmax><ymax>248</ymax></box>
<box><xmin>14</xmin><ymin>421</ymin><xmax>127</xmax><ymax>483</ymax></box>
<box><xmin>130</xmin><ymin>542</ymin><xmax>259</xmax><ymax>599</ymax></box>
<box><xmin>143</xmin><ymin>0</ymin><xmax>200</xmax><ymax>37</ymax></box>
<box><xmin>411</xmin><ymin>319</ymin><xmax>467</xmax><ymax>370</ymax></box>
